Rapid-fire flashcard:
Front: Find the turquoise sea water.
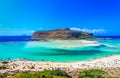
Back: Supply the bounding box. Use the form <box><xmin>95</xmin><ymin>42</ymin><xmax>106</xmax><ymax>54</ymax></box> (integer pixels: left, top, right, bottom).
<box><xmin>0</xmin><ymin>39</ymin><xmax>120</xmax><ymax>62</ymax></box>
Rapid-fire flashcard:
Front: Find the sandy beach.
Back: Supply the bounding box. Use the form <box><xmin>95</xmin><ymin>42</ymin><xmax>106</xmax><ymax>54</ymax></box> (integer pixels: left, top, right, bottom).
<box><xmin>1</xmin><ymin>55</ymin><xmax>120</xmax><ymax>77</ymax></box>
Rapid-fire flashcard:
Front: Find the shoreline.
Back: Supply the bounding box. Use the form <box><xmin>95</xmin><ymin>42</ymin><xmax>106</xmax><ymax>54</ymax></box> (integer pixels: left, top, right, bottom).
<box><xmin>0</xmin><ymin>54</ymin><xmax>115</xmax><ymax>63</ymax></box>
<box><xmin>1</xmin><ymin>55</ymin><xmax>120</xmax><ymax>75</ymax></box>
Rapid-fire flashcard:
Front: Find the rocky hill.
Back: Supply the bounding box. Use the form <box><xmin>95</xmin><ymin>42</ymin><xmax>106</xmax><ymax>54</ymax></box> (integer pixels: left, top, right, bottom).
<box><xmin>32</xmin><ymin>28</ymin><xmax>94</xmax><ymax>40</ymax></box>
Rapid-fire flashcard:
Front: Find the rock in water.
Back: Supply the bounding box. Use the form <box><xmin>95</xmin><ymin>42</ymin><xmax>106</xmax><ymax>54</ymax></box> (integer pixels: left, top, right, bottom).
<box><xmin>32</xmin><ymin>28</ymin><xmax>94</xmax><ymax>40</ymax></box>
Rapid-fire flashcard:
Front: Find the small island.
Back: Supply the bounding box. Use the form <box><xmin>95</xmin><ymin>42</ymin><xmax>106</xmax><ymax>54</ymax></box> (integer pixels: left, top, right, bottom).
<box><xmin>32</xmin><ymin>28</ymin><xmax>94</xmax><ymax>40</ymax></box>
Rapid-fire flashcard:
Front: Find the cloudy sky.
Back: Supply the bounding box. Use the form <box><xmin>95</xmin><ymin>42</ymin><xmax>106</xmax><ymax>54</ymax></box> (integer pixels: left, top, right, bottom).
<box><xmin>0</xmin><ymin>0</ymin><xmax>120</xmax><ymax>35</ymax></box>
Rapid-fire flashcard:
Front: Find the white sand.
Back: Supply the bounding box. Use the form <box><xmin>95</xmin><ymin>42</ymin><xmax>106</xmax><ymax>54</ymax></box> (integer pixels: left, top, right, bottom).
<box><xmin>0</xmin><ymin>55</ymin><xmax>120</xmax><ymax>74</ymax></box>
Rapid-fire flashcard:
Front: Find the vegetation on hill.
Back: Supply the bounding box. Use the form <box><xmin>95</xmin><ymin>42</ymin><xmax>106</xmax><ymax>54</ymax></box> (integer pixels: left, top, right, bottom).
<box><xmin>79</xmin><ymin>69</ymin><xmax>105</xmax><ymax>78</ymax></box>
<box><xmin>8</xmin><ymin>69</ymin><xmax>71</xmax><ymax>78</ymax></box>
<box><xmin>0</xmin><ymin>74</ymin><xmax>6</xmax><ymax>78</ymax></box>
<box><xmin>0</xmin><ymin>69</ymin><xmax>119</xmax><ymax>78</ymax></box>
<box><xmin>79</xmin><ymin>69</ymin><xmax>119</xmax><ymax>78</ymax></box>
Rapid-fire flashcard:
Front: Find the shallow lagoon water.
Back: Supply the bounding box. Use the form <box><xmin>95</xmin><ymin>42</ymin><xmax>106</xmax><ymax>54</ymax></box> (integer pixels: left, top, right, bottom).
<box><xmin>0</xmin><ymin>39</ymin><xmax>120</xmax><ymax>62</ymax></box>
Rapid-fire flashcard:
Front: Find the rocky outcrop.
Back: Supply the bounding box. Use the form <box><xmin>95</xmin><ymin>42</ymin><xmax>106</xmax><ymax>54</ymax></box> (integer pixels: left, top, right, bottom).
<box><xmin>32</xmin><ymin>28</ymin><xmax>94</xmax><ymax>40</ymax></box>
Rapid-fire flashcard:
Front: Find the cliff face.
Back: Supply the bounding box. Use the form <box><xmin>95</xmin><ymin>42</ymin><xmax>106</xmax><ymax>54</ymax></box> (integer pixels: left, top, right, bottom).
<box><xmin>32</xmin><ymin>28</ymin><xmax>93</xmax><ymax>40</ymax></box>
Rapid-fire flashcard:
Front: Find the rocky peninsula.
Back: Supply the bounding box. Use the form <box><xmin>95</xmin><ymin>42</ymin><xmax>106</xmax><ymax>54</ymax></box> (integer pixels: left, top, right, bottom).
<box><xmin>32</xmin><ymin>28</ymin><xmax>94</xmax><ymax>40</ymax></box>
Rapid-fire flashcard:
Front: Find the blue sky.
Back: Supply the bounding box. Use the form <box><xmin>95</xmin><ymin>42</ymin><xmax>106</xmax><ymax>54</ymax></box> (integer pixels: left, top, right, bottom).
<box><xmin>0</xmin><ymin>0</ymin><xmax>120</xmax><ymax>36</ymax></box>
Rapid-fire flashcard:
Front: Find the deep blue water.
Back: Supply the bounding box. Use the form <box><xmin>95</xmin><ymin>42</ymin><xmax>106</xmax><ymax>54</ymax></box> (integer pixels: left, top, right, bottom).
<box><xmin>0</xmin><ymin>36</ymin><xmax>120</xmax><ymax>42</ymax></box>
<box><xmin>0</xmin><ymin>36</ymin><xmax>31</xmax><ymax>42</ymax></box>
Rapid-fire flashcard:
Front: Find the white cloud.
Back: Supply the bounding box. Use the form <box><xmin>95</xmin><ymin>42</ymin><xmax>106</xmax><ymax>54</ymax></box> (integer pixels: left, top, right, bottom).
<box><xmin>24</xmin><ymin>30</ymin><xmax>35</xmax><ymax>35</ymax></box>
<box><xmin>37</xmin><ymin>27</ymin><xmax>43</xmax><ymax>30</ymax></box>
<box><xmin>30</xmin><ymin>30</ymin><xmax>35</xmax><ymax>33</ymax></box>
<box><xmin>70</xmin><ymin>27</ymin><xmax>106</xmax><ymax>34</ymax></box>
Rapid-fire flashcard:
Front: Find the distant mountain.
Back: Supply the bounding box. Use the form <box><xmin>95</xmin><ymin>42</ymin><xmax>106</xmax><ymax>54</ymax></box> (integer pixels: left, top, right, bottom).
<box><xmin>32</xmin><ymin>28</ymin><xmax>94</xmax><ymax>40</ymax></box>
